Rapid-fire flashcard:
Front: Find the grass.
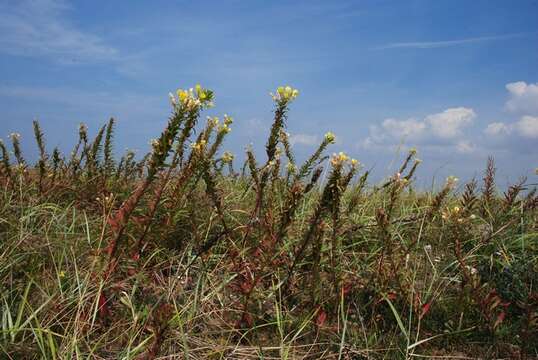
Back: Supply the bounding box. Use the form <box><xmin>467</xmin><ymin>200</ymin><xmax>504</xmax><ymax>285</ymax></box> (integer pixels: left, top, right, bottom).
<box><xmin>0</xmin><ymin>85</ymin><xmax>537</xmax><ymax>359</ymax></box>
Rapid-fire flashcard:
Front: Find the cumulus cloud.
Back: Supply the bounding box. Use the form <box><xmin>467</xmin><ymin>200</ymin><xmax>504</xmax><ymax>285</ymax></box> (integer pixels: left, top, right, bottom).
<box><xmin>505</xmin><ymin>81</ymin><xmax>538</xmax><ymax>115</ymax></box>
<box><xmin>484</xmin><ymin>116</ymin><xmax>538</xmax><ymax>139</ymax></box>
<box><xmin>515</xmin><ymin>115</ymin><xmax>538</xmax><ymax>138</ymax></box>
<box><xmin>380</xmin><ymin>118</ymin><xmax>426</xmax><ymax>138</ymax></box>
<box><xmin>484</xmin><ymin>80</ymin><xmax>538</xmax><ymax>140</ymax></box>
<box><xmin>289</xmin><ymin>133</ymin><xmax>319</xmax><ymax>146</ymax></box>
<box><xmin>425</xmin><ymin>107</ymin><xmax>476</xmax><ymax>139</ymax></box>
<box><xmin>361</xmin><ymin>107</ymin><xmax>476</xmax><ymax>152</ymax></box>
<box><xmin>484</xmin><ymin>122</ymin><xmax>512</xmax><ymax>136</ymax></box>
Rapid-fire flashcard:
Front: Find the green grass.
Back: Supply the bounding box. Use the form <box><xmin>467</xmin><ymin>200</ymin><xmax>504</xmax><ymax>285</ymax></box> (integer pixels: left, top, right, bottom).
<box><xmin>0</xmin><ymin>85</ymin><xmax>537</xmax><ymax>359</ymax></box>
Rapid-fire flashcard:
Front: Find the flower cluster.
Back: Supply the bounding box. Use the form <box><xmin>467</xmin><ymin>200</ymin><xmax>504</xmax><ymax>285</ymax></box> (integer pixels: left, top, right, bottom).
<box><xmin>169</xmin><ymin>84</ymin><xmax>214</xmax><ymax>111</ymax></box>
<box><xmin>223</xmin><ymin>114</ymin><xmax>233</xmax><ymax>125</ymax></box>
<box><xmin>208</xmin><ymin>116</ymin><xmax>220</xmax><ymax>127</ymax></box>
<box><xmin>446</xmin><ymin>176</ymin><xmax>459</xmax><ymax>189</ymax></box>
<box><xmin>219</xmin><ymin>123</ymin><xmax>232</xmax><ymax>134</ymax></box>
<box><xmin>270</xmin><ymin>86</ymin><xmax>299</xmax><ymax>103</ymax></box>
<box><xmin>221</xmin><ymin>151</ymin><xmax>234</xmax><ymax>163</ymax></box>
<box><xmin>190</xmin><ymin>139</ymin><xmax>207</xmax><ymax>152</ymax></box>
<box><xmin>207</xmin><ymin>115</ymin><xmax>233</xmax><ymax>134</ymax></box>
<box><xmin>96</xmin><ymin>193</ymin><xmax>114</xmax><ymax>205</ymax></box>
<box><xmin>324</xmin><ymin>132</ymin><xmax>336</xmax><ymax>144</ymax></box>
<box><xmin>330</xmin><ymin>151</ymin><xmax>359</xmax><ymax>168</ymax></box>
<box><xmin>329</xmin><ymin>152</ymin><xmax>343</xmax><ymax>166</ymax></box>
<box><xmin>286</xmin><ymin>162</ymin><xmax>298</xmax><ymax>173</ymax></box>
<box><xmin>150</xmin><ymin>138</ymin><xmax>159</xmax><ymax>149</ymax></box>
<box><xmin>442</xmin><ymin>205</ymin><xmax>461</xmax><ymax>220</ymax></box>
<box><xmin>442</xmin><ymin>205</ymin><xmax>476</xmax><ymax>222</ymax></box>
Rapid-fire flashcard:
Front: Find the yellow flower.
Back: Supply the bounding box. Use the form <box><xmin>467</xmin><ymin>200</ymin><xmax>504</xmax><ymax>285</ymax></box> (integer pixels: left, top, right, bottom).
<box><xmin>173</xmin><ymin>84</ymin><xmax>213</xmax><ymax>110</ymax></box>
<box><xmin>351</xmin><ymin>158</ymin><xmax>359</xmax><ymax>166</ymax></box>
<box><xmin>271</xmin><ymin>85</ymin><xmax>299</xmax><ymax>102</ymax></box>
<box><xmin>222</xmin><ymin>151</ymin><xmax>234</xmax><ymax>163</ymax></box>
<box><xmin>223</xmin><ymin>114</ymin><xmax>233</xmax><ymax>125</ymax></box>
<box><xmin>324</xmin><ymin>132</ymin><xmax>336</xmax><ymax>143</ymax></box>
<box><xmin>59</xmin><ymin>271</ymin><xmax>66</xmax><ymax>278</ymax></box>
<box><xmin>331</xmin><ymin>151</ymin><xmax>349</xmax><ymax>166</ymax></box>
<box><xmin>190</xmin><ymin>139</ymin><xmax>207</xmax><ymax>152</ymax></box>
<box><xmin>286</xmin><ymin>162</ymin><xmax>297</xmax><ymax>172</ymax></box>
<box><xmin>209</xmin><ymin>116</ymin><xmax>219</xmax><ymax>126</ymax></box>
<box><xmin>177</xmin><ymin>89</ymin><xmax>188</xmax><ymax>103</ymax></box>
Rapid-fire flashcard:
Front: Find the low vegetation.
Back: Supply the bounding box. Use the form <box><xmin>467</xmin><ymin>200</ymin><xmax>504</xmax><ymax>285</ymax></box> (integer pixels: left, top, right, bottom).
<box><xmin>1</xmin><ymin>85</ymin><xmax>537</xmax><ymax>359</ymax></box>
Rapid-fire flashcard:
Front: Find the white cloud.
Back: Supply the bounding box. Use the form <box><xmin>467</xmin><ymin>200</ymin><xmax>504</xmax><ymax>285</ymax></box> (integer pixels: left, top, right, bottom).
<box><xmin>361</xmin><ymin>107</ymin><xmax>476</xmax><ymax>152</ymax></box>
<box><xmin>425</xmin><ymin>107</ymin><xmax>476</xmax><ymax>139</ymax></box>
<box><xmin>375</xmin><ymin>33</ymin><xmax>526</xmax><ymax>50</ymax></box>
<box><xmin>484</xmin><ymin>82</ymin><xmax>538</xmax><ymax>142</ymax></box>
<box><xmin>484</xmin><ymin>122</ymin><xmax>511</xmax><ymax>136</ymax></box>
<box><xmin>289</xmin><ymin>133</ymin><xmax>319</xmax><ymax>146</ymax></box>
<box><xmin>455</xmin><ymin>141</ymin><xmax>475</xmax><ymax>154</ymax></box>
<box><xmin>515</xmin><ymin>115</ymin><xmax>538</xmax><ymax>138</ymax></box>
<box><xmin>0</xmin><ymin>0</ymin><xmax>118</xmax><ymax>63</ymax></box>
<box><xmin>484</xmin><ymin>116</ymin><xmax>538</xmax><ymax>139</ymax></box>
<box><xmin>381</xmin><ymin>118</ymin><xmax>426</xmax><ymax>138</ymax></box>
<box><xmin>505</xmin><ymin>81</ymin><xmax>538</xmax><ymax>115</ymax></box>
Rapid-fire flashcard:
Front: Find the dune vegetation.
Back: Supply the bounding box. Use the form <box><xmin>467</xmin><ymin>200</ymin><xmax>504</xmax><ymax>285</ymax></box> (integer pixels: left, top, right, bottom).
<box><xmin>1</xmin><ymin>85</ymin><xmax>537</xmax><ymax>359</ymax></box>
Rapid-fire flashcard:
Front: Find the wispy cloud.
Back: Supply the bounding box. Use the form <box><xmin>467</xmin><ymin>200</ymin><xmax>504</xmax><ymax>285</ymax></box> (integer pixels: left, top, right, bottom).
<box><xmin>0</xmin><ymin>0</ymin><xmax>118</xmax><ymax>64</ymax></box>
<box><xmin>375</xmin><ymin>33</ymin><xmax>527</xmax><ymax>50</ymax></box>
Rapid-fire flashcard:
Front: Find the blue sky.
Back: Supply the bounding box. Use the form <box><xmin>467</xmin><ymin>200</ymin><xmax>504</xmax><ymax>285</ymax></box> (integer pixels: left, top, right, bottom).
<box><xmin>1</xmin><ymin>0</ymin><xmax>537</xmax><ymax>187</ymax></box>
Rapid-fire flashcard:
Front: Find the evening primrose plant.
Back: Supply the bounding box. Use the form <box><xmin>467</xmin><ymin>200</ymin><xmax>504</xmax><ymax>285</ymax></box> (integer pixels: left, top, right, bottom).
<box><xmin>0</xmin><ymin>84</ymin><xmax>537</xmax><ymax>358</ymax></box>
